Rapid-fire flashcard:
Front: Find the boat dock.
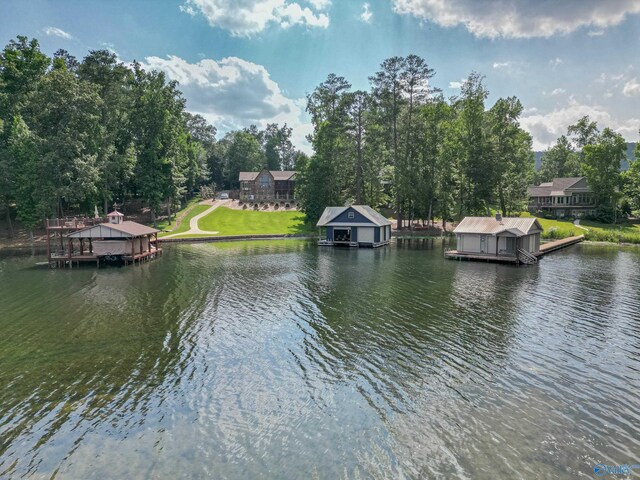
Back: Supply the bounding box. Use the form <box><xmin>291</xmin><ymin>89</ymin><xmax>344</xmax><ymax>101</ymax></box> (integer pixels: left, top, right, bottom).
<box><xmin>445</xmin><ymin>234</ymin><xmax>585</xmax><ymax>264</ymax></box>
<box><xmin>537</xmin><ymin>235</ymin><xmax>584</xmax><ymax>256</ymax></box>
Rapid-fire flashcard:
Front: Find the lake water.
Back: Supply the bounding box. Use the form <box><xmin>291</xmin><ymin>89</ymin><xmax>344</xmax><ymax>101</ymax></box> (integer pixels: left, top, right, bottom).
<box><xmin>1</xmin><ymin>239</ymin><xmax>639</xmax><ymax>479</ymax></box>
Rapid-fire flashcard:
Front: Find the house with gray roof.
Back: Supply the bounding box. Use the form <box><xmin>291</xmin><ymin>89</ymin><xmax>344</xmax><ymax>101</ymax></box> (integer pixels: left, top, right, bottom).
<box><xmin>446</xmin><ymin>214</ymin><xmax>543</xmax><ymax>264</ymax></box>
<box><xmin>316</xmin><ymin>205</ymin><xmax>392</xmax><ymax>248</ymax></box>
<box><xmin>527</xmin><ymin>177</ymin><xmax>595</xmax><ymax>218</ymax></box>
<box><xmin>239</xmin><ymin>168</ymin><xmax>296</xmax><ymax>202</ymax></box>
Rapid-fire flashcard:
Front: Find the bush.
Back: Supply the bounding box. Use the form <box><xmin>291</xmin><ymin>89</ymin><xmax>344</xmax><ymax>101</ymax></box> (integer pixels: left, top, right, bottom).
<box><xmin>274</xmin><ymin>203</ymin><xmax>279</xmax><ymax>210</ymax></box>
<box><xmin>542</xmin><ymin>226</ymin><xmax>577</xmax><ymax>240</ymax></box>
<box><xmin>242</xmin><ymin>204</ymin><xmax>247</xmax><ymax>210</ymax></box>
<box><xmin>285</xmin><ymin>203</ymin><xmax>290</xmax><ymax>209</ymax></box>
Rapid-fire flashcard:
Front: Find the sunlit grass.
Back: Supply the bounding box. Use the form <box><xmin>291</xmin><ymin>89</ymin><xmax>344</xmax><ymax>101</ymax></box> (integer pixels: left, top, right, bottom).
<box><xmin>196</xmin><ymin>207</ymin><xmax>313</xmax><ymax>236</ymax></box>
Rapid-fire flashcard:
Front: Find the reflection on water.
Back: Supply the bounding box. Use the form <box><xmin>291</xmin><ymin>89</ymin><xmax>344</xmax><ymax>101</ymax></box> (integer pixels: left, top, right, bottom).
<box><xmin>1</xmin><ymin>240</ymin><xmax>639</xmax><ymax>479</ymax></box>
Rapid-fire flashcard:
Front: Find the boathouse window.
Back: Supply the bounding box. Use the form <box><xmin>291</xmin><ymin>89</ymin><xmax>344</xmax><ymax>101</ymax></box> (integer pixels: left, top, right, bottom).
<box><xmin>348</xmin><ymin>211</ymin><xmax>354</xmax><ymax>219</ymax></box>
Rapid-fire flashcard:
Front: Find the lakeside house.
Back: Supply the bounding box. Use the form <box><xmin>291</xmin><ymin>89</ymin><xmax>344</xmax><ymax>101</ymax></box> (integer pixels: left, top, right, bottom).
<box><xmin>445</xmin><ymin>214</ymin><xmax>543</xmax><ymax>264</ymax></box>
<box><xmin>527</xmin><ymin>177</ymin><xmax>595</xmax><ymax>218</ymax></box>
<box><xmin>317</xmin><ymin>205</ymin><xmax>392</xmax><ymax>248</ymax></box>
<box><xmin>238</xmin><ymin>168</ymin><xmax>297</xmax><ymax>202</ymax></box>
<box><xmin>46</xmin><ymin>210</ymin><xmax>161</xmax><ymax>268</ymax></box>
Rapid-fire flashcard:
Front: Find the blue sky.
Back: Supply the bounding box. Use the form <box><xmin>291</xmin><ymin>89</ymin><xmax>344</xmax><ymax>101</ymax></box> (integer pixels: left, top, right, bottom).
<box><xmin>1</xmin><ymin>0</ymin><xmax>639</xmax><ymax>153</ymax></box>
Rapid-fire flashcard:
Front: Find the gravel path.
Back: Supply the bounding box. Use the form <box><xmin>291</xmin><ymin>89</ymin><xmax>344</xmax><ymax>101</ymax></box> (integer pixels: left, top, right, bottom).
<box><xmin>163</xmin><ymin>199</ymin><xmax>229</xmax><ymax>238</ymax></box>
<box><xmin>573</xmin><ymin>219</ymin><xmax>589</xmax><ymax>231</ymax></box>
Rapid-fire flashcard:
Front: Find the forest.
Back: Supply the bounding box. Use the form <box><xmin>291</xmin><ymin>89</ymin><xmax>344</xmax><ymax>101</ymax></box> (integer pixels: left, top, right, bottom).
<box><xmin>296</xmin><ymin>55</ymin><xmax>637</xmax><ymax>227</ymax></box>
<box><xmin>0</xmin><ymin>36</ymin><xmax>637</xmax><ymax>238</ymax></box>
<box><xmin>0</xmin><ymin>36</ymin><xmax>306</xmax><ymax>237</ymax></box>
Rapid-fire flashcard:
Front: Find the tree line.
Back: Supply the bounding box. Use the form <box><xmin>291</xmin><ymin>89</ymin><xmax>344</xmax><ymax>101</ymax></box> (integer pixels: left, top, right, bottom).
<box><xmin>536</xmin><ymin>116</ymin><xmax>639</xmax><ymax>223</ymax></box>
<box><xmin>296</xmin><ymin>56</ymin><xmax>535</xmax><ymax>228</ymax></box>
<box><xmin>0</xmin><ymin>36</ymin><xmax>304</xmax><ymax>237</ymax></box>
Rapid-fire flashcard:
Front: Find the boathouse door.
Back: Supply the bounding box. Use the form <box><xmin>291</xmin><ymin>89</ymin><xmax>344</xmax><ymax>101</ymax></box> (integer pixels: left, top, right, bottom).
<box><xmin>480</xmin><ymin>235</ymin><xmax>487</xmax><ymax>253</ymax></box>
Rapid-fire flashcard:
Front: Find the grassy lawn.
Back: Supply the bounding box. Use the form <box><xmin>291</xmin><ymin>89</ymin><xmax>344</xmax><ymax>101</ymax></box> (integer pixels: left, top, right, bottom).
<box><xmin>158</xmin><ymin>204</ymin><xmax>210</xmax><ymax>237</ymax></box>
<box><xmin>196</xmin><ymin>207</ymin><xmax>313</xmax><ymax>236</ymax></box>
<box><xmin>520</xmin><ymin>211</ymin><xmax>640</xmax><ymax>244</ymax></box>
<box><xmin>156</xmin><ymin>197</ymin><xmax>202</xmax><ymax>232</ymax></box>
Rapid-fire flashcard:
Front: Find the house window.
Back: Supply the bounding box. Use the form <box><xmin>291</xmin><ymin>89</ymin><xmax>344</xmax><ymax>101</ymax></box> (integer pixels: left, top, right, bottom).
<box><xmin>348</xmin><ymin>211</ymin><xmax>354</xmax><ymax>219</ymax></box>
<box><xmin>260</xmin><ymin>175</ymin><xmax>270</xmax><ymax>187</ymax></box>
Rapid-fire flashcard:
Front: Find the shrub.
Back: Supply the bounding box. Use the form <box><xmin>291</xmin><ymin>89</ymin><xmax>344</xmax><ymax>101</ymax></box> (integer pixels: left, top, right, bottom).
<box><xmin>285</xmin><ymin>203</ymin><xmax>290</xmax><ymax>209</ymax></box>
<box><xmin>274</xmin><ymin>203</ymin><xmax>279</xmax><ymax>210</ymax></box>
<box><xmin>242</xmin><ymin>204</ymin><xmax>247</xmax><ymax>210</ymax></box>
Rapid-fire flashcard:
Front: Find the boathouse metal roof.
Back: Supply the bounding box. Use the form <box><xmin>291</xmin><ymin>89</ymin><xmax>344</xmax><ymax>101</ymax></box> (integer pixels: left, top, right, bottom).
<box><xmin>453</xmin><ymin>217</ymin><xmax>543</xmax><ymax>236</ymax></box>
<box><xmin>316</xmin><ymin>205</ymin><xmax>392</xmax><ymax>227</ymax></box>
<box><xmin>66</xmin><ymin>221</ymin><xmax>159</xmax><ymax>239</ymax></box>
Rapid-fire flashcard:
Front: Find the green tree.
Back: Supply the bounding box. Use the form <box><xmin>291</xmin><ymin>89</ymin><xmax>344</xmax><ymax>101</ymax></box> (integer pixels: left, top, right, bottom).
<box><xmin>78</xmin><ymin>50</ymin><xmax>136</xmax><ymax>214</ymax></box>
<box><xmin>582</xmin><ymin>128</ymin><xmax>626</xmax><ymax>222</ymax></box>
<box><xmin>538</xmin><ymin>135</ymin><xmax>581</xmax><ymax>181</ymax></box>
<box><xmin>299</xmin><ymin>74</ymin><xmax>352</xmax><ymax>222</ymax></box>
<box><xmin>487</xmin><ymin>96</ymin><xmax>534</xmax><ymax>216</ymax></box>
<box><xmin>130</xmin><ymin>63</ymin><xmax>189</xmax><ymax>224</ymax></box>
<box><xmin>6</xmin><ymin>115</ymin><xmax>46</xmax><ymax>239</ymax></box>
<box><xmin>223</xmin><ymin>130</ymin><xmax>265</xmax><ymax>188</ymax></box>
<box><xmin>370</xmin><ymin>57</ymin><xmax>406</xmax><ymax>227</ymax></box>
<box><xmin>0</xmin><ymin>36</ymin><xmax>50</xmax><ymax>236</ymax></box>
<box><xmin>457</xmin><ymin>73</ymin><xmax>492</xmax><ymax>215</ymax></box>
<box><xmin>22</xmin><ymin>68</ymin><xmax>102</xmax><ymax>217</ymax></box>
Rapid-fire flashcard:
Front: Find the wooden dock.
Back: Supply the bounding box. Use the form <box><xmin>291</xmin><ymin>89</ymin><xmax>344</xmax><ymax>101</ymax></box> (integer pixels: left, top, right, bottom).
<box><xmin>536</xmin><ymin>235</ymin><xmax>584</xmax><ymax>257</ymax></box>
<box><xmin>444</xmin><ymin>250</ymin><xmax>520</xmax><ymax>263</ymax></box>
<box><xmin>445</xmin><ymin>234</ymin><xmax>585</xmax><ymax>264</ymax></box>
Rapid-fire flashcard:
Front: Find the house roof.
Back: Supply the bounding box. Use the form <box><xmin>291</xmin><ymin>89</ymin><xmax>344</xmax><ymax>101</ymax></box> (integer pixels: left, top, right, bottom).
<box><xmin>238</xmin><ymin>170</ymin><xmax>296</xmax><ymax>181</ymax></box>
<box><xmin>527</xmin><ymin>177</ymin><xmax>588</xmax><ymax>197</ymax></box>
<box><xmin>316</xmin><ymin>205</ymin><xmax>392</xmax><ymax>227</ymax></box>
<box><xmin>106</xmin><ymin>209</ymin><xmax>124</xmax><ymax>217</ymax></box>
<box><xmin>66</xmin><ymin>221</ymin><xmax>159</xmax><ymax>238</ymax></box>
<box><xmin>453</xmin><ymin>217</ymin><xmax>543</xmax><ymax>236</ymax></box>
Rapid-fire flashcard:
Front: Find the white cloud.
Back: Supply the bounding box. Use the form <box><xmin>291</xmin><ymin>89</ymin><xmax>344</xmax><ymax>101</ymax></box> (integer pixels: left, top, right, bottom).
<box><xmin>520</xmin><ymin>100</ymin><xmax>640</xmax><ymax>150</ymax></box>
<box><xmin>141</xmin><ymin>54</ymin><xmax>312</xmax><ymax>153</ymax></box>
<box><xmin>588</xmin><ymin>29</ymin><xmax>605</xmax><ymax>36</ymax></box>
<box><xmin>43</xmin><ymin>26</ymin><xmax>72</xmax><ymax>39</ymax></box>
<box><xmin>549</xmin><ymin>57</ymin><xmax>563</xmax><ymax>67</ymax></box>
<box><xmin>623</xmin><ymin>78</ymin><xmax>640</xmax><ymax>96</ymax></box>
<box><xmin>550</xmin><ymin>88</ymin><xmax>566</xmax><ymax>96</ymax></box>
<box><xmin>360</xmin><ymin>3</ymin><xmax>373</xmax><ymax>23</ymax></box>
<box><xmin>308</xmin><ymin>0</ymin><xmax>331</xmax><ymax>8</ymax></box>
<box><xmin>448</xmin><ymin>80</ymin><xmax>463</xmax><ymax>89</ymax></box>
<box><xmin>392</xmin><ymin>0</ymin><xmax>640</xmax><ymax>38</ymax></box>
<box><xmin>492</xmin><ymin>61</ymin><xmax>510</xmax><ymax>69</ymax></box>
<box><xmin>180</xmin><ymin>0</ymin><xmax>329</xmax><ymax>36</ymax></box>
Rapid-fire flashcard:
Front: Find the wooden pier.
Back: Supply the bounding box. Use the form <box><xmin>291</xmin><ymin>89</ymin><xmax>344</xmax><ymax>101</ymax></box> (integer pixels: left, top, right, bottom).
<box><xmin>537</xmin><ymin>235</ymin><xmax>584</xmax><ymax>256</ymax></box>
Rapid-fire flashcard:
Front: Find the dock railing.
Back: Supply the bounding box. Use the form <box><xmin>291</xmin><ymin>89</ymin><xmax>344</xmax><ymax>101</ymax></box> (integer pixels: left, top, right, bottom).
<box><xmin>46</xmin><ymin>217</ymin><xmax>106</xmax><ymax>229</ymax></box>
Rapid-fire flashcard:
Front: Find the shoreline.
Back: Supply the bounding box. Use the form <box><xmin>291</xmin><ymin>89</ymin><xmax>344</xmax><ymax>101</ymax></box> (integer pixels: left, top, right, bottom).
<box><xmin>3</xmin><ymin>233</ymin><xmax>640</xmax><ymax>251</ymax></box>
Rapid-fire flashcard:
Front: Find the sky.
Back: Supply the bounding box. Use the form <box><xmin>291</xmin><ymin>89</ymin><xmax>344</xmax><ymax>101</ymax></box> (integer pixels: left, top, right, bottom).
<box><xmin>1</xmin><ymin>0</ymin><xmax>639</xmax><ymax>154</ymax></box>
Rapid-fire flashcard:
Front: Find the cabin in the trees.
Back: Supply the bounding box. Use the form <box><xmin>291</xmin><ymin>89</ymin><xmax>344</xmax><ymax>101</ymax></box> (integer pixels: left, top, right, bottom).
<box><xmin>238</xmin><ymin>169</ymin><xmax>297</xmax><ymax>202</ymax></box>
<box><xmin>316</xmin><ymin>205</ymin><xmax>392</xmax><ymax>248</ymax></box>
<box><xmin>527</xmin><ymin>177</ymin><xmax>595</xmax><ymax>218</ymax></box>
<box><xmin>445</xmin><ymin>214</ymin><xmax>543</xmax><ymax>264</ymax></box>
<box><xmin>46</xmin><ymin>210</ymin><xmax>161</xmax><ymax>268</ymax></box>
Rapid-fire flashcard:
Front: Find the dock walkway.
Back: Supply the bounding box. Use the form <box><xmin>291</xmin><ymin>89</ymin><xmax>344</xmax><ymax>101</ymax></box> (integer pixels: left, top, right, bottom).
<box><xmin>537</xmin><ymin>235</ymin><xmax>584</xmax><ymax>256</ymax></box>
